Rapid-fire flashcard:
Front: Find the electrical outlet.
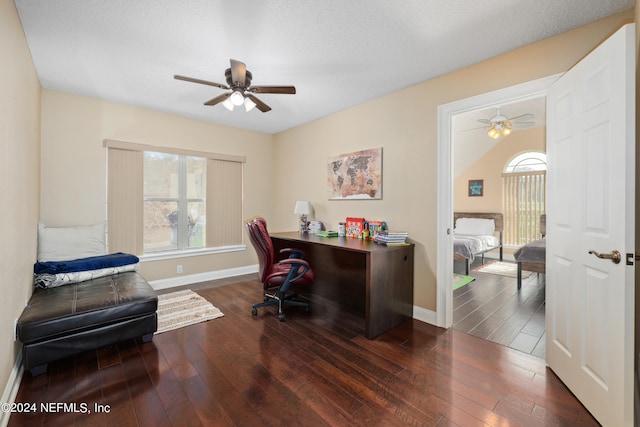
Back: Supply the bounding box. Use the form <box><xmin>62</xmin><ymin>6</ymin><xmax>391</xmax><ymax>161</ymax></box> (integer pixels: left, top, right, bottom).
<box><xmin>177</xmin><ymin>265</ymin><xmax>183</xmax><ymax>274</ymax></box>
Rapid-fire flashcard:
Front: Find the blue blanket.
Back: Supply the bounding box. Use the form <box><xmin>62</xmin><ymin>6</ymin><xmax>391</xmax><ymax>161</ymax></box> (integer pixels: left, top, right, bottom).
<box><xmin>34</xmin><ymin>252</ymin><xmax>139</xmax><ymax>275</ymax></box>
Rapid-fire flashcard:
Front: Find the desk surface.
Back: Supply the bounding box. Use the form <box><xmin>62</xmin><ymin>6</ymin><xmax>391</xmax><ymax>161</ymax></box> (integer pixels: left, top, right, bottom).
<box><xmin>271</xmin><ymin>231</ymin><xmax>413</xmax><ymax>253</ymax></box>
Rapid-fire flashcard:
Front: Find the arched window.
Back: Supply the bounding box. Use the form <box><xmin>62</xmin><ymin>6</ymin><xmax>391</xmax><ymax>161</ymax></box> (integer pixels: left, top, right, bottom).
<box><xmin>504</xmin><ymin>152</ymin><xmax>547</xmax><ymax>173</ymax></box>
<box><xmin>503</xmin><ymin>152</ymin><xmax>546</xmax><ymax>246</ymax></box>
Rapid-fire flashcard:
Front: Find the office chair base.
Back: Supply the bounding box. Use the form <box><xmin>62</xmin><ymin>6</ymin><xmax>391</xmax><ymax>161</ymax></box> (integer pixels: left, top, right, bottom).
<box><xmin>251</xmin><ymin>292</ymin><xmax>310</xmax><ymax>321</ymax></box>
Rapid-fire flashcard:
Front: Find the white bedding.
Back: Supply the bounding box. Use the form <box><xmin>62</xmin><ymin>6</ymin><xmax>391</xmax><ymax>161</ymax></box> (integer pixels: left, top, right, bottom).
<box><xmin>34</xmin><ymin>263</ymin><xmax>139</xmax><ymax>289</ymax></box>
<box><xmin>453</xmin><ymin>234</ymin><xmax>500</xmax><ymax>263</ymax></box>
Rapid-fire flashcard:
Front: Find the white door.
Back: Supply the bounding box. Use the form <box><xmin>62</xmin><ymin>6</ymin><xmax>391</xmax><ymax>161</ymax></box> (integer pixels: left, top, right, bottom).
<box><xmin>546</xmin><ymin>23</ymin><xmax>635</xmax><ymax>426</ymax></box>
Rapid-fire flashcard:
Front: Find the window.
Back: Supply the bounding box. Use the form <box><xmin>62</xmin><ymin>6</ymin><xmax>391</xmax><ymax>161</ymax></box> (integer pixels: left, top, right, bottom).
<box><xmin>143</xmin><ymin>152</ymin><xmax>206</xmax><ymax>253</ymax></box>
<box><xmin>502</xmin><ymin>152</ymin><xmax>546</xmax><ymax>246</ymax></box>
<box><xmin>105</xmin><ymin>140</ymin><xmax>245</xmax><ymax>257</ymax></box>
<box><xmin>504</xmin><ymin>152</ymin><xmax>547</xmax><ymax>173</ymax></box>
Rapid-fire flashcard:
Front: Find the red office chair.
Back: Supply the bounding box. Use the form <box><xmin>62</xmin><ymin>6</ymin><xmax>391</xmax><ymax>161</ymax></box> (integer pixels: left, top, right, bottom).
<box><xmin>245</xmin><ymin>216</ymin><xmax>314</xmax><ymax>321</ymax></box>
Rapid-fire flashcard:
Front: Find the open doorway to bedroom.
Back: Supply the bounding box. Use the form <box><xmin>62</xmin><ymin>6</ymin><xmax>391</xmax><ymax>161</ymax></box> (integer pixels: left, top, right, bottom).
<box><xmin>437</xmin><ymin>75</ymin><xmax>558</xmax><ymax>358</ymax></box>
<box><xmin>451</xmin><ymin>99</ymin><xmax>547</xmax><ymax>358</ymax></box>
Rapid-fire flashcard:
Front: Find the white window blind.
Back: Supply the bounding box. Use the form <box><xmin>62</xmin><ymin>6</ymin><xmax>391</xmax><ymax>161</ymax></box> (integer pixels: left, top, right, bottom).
<box><xmin>502</xmin><ymin>170</ymin><xmax>546</xmax><ymax>246</ymax></box>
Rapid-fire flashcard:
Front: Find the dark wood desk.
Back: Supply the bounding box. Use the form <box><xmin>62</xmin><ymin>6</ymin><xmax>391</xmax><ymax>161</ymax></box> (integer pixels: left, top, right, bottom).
<box><xmin>270</xmin><ymin>232</ymin><xmax>414</xmax><ymax>339</ymax></box>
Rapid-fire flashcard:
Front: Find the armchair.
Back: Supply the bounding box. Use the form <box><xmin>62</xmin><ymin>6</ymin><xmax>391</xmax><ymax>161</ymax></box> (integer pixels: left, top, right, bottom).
<box><xmin>245</xmin><ymin>216</ymin><xmax>314</xmax><ymax>321</ymax></box>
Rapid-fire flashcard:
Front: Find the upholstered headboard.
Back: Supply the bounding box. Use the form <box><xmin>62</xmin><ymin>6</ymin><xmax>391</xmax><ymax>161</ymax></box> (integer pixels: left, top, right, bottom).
<box><xmin>453</xmin><ymin>212</ymin><xmax>504</xmax><ymax>233</ymax></box>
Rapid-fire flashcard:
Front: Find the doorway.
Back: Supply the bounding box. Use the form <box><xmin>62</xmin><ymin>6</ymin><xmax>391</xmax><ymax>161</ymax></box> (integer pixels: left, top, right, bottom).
<box><xmin>435</xmin><ymin>74</ymin><xmax>560</xmax><ymax>330</ymax></box>
<box><xmin>449</xmin><ymin>98</ymin><xmax>547</xmax><ymax>356</ymax></box>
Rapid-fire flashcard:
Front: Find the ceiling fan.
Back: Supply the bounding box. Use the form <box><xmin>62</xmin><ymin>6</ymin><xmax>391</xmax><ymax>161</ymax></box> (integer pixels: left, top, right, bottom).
<box><xmin>478</xmin><ymin>107</ymin><xmax>535</xmax><ymax>139</ymax></box>
<box><xmin>174</xmin><ymin>59</ymin><xmax>296</xmax><ymax>113</ymax></box>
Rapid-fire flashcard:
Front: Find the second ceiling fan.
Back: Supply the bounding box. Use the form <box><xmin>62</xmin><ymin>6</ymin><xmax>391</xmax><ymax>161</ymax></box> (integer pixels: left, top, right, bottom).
<box><xmin>174</xmin><ymin>59</ymin><xmax>296</xmax><ymax>112</ymax></box>
<box><xmin>478</xmin><ymin>107</ymin><xmax>535</xmax><ymax>139</ymax></box>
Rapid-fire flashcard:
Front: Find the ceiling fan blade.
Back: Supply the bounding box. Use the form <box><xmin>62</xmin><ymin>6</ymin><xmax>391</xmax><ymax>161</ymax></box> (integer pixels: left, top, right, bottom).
<box><xmin>508</xmin><ymin>113</ymin><xmax>534</xmax><ymax>121</ymax></box>
<box><xmin>230</xmin><ymin>59</ymin><xmax>247</xmax><ymax>85</ymax></box>
<box><xmin>511</xmin><ymin>121</ymin><xmax>535</xmax><ymax>128</ymax></box>
<box><xmin>477</xmin><ymin>118</ymin><xmax>491</xmax><ymax>124</ymax></box>
<box><xmin>174</xmin><ymin>75</ymin><xmax>229</xmax><ymax>90</ymax></box>
<box><xmin>249</xmin><ymin>85</ymin><xmax>296</xmax><ymax>95</ymax></box>
<box><xmin>246</xmin><ymin>94</ymin><xmax>272</xmax><ymax>112</ymax></box>
<box><xmin>462</xmin><ymin>125</ymin><xmax>488</xmax><ymax>132</ymax></box>
<box><xmin>204</xmin><ymin>92</ymin><xmax>231</xmax><ymax>106</ymax></box>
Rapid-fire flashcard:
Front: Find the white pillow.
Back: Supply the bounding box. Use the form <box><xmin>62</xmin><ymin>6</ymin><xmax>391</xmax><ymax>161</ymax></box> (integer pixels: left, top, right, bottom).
<box><xmin>455</xmin><ymin>218</ymin><xmax>495</xmax><ymax>236</ymax></box>
<box><xmin>37</xmin><ymin>222</ymin><xmax>106</xmax><ymax>262</ymax></box>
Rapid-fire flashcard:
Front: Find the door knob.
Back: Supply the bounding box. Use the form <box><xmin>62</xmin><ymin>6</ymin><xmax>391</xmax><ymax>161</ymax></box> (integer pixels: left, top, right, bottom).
<box><xmin>588</xmin><ymin>249</ymin><xmax>621</xmax><ymax>264</ymax></box>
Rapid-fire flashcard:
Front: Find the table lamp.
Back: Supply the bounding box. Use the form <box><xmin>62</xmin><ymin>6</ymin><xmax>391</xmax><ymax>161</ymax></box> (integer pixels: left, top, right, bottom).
<box><xmin>294</xmin><ymin>201</ymin><xmax>312</xmax><ymax>233</ymax></box>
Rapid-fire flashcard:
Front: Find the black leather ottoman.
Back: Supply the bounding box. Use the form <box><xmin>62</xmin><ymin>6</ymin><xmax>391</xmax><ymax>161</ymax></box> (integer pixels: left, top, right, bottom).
<box><xmin>17</xmin><ymin>271</ymin><xmax>158</xmax><ymax>375</ymax></box>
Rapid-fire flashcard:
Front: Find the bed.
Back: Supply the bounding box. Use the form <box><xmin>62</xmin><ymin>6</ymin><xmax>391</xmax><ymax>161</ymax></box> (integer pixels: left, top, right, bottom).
<box><xmin>453</xmin><ymin>212</ymin><xmax>503</xmax><ymax>275</ymax></box>
<box><xmin>513</xmin><ymin>214</ymin><xmax>546</xmax><ymax>289</ymax></box>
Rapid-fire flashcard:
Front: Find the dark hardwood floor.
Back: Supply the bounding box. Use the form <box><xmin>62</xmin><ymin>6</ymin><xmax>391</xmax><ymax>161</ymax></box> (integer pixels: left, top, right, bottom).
<box><xmin>453</xmin><ymin>259</ymin><xmax>546</xmax><ymax>358</ymax></box>
<box><xmin>9</xmin><ymin>274</ymin><xmax>597</xmax><ymax>426</ymax></box>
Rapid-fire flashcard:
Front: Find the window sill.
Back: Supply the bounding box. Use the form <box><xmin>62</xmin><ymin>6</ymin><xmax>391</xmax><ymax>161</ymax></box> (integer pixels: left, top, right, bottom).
<box><xmin>139</xmin><ymin>245</ymin><xmax>247</xmax><ymax>262</ymax></box>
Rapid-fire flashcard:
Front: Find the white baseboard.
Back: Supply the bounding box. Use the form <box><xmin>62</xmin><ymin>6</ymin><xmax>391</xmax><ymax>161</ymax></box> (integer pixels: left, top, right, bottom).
<box><xmin>413</xmin><ymin>305</ymin><xmax>437</xmax><ymax>326</ymax></box>
<box><xmin>149</xmin><ymin>264</ymin><xmax>258</xmax><ymax>290</ymax></box>
<box><xmin>1</xmin><ymin>350</ymin><xmax>23</xmax><ymax>427</ymax></box>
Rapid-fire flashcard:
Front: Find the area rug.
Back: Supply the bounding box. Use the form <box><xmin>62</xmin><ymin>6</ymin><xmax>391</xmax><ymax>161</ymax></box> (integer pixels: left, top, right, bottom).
<box><xmin>453</xmin><ymin>274</ymin><xmax>475</xmax><ymax>290</ymax></box>
<box><xmin>478</xmin><ymin>261</ymin><xmax>532</xmax><ymax>279</ymax></box>
<box><xmin>156</xmin><ymin>289</ymin><xmax>224</xmax><ymax>334</ymax></box>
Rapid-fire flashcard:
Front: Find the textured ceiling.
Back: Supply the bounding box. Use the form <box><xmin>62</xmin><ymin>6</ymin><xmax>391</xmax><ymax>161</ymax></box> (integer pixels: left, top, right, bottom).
<box><xmin>14</xmin><ymin>0</ymin><xmax>634</xmax><ymax>134</ymax></box>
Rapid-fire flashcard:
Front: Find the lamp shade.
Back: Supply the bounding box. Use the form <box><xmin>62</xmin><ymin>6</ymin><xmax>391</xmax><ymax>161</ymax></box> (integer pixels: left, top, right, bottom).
<box><xmin>222</xmin><ymin>98</ymin><xmax>234</xmax><ymax>111</ymax></box>
<box><xmin>244</xmin><ymin>97</ymin><xmax>256</xmax><ymax>112</ymax></box>
<box><xmin>294</xmin><ymin>200</ymin><xmax>312</xmax><ymax>215</ymax></box>
<box><xmin>230</xmin><ymin>90</ymin><xmax>245</xmax><ymax>106</ymax></box>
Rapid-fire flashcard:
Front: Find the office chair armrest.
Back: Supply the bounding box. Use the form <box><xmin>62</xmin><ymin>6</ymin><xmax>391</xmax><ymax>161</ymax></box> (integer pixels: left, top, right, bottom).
<box><xmin>266</xmin><ymin>258</ymin><xmax>310</xmax><ymax>284</ymax></box>
<box><xmin>279</xmin><ymin>258</ymin><xmax>310</xmax><ymax>283</ymax></box>
<box><xmin>280</xmin><ymin>247</ymin><xmax>306</xmax><ymax>259</ymax></box>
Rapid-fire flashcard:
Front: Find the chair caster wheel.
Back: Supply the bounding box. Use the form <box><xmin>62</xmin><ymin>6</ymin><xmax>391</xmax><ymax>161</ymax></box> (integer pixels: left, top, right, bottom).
<box><xmin>252</xmin><ymin>307</ymin><xmax>257</xmax><ymax>316</ymax></box>
<box><xmin>279</xmin><ymin>313</ymin><xmax>285</xmax><ymax>322</ymax></box>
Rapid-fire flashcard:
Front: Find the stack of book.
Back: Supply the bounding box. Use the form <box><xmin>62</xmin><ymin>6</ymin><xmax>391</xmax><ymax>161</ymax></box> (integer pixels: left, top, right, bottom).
<box><xmin>374</xmin><ymin>231</ymin><xmax>409</xmax><ymax>246</ymax></box>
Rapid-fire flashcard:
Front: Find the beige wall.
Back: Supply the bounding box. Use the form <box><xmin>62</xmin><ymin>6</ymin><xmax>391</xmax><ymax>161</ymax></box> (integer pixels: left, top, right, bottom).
<box><xmin>1</xmin><ymin>0</ymin><xmax>41</xmax><ymax>405</ymax></box>
<box><xmin>454</xmin><ymin>127</ymin><xmax>546</xmax><ymax>212</ymax></box>
<box><xmin>273</xmin><ymin>10</ymin><xmax>634</xmax><ymax>312</ymax></box>
<box><xmin>40</xmin><ymin>90</ymin><xmax>274</xmax><ymax>281</ymax></box>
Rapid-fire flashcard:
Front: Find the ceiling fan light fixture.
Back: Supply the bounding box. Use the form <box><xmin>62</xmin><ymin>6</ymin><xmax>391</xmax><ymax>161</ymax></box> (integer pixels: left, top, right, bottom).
<box><xmin>230</xmin><ymin>90</ymin><xmax>245</xmax><ymax>106</ymax></box>
<box><xmin>222</xmin><ymin>98</ymin><xmax>234</xmax><ymax>111</ymax></box>
<box><xmin>480</xmin><ymin>107</ymin><xmax>535</xmax><ymax>140</ymax></box>
<box><xmin>487</xmin><ymin>127</ymin><xmax>500</xmax><ymax>139</ymax></box>
<box><xmin>244</xmin><ymin>97</ymin><xmax>256</xmax><ymax>112</ymax></box>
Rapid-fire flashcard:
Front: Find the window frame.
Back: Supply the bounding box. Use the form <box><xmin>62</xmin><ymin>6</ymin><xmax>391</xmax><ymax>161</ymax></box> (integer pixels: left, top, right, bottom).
<box><xmin>504</xmin><ymin>151</ymin><xmax>547</xmax><ymax>173</ymax></box>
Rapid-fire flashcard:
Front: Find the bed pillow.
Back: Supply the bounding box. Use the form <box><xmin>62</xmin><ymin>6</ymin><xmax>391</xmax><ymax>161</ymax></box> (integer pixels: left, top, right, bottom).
<box><xmin>455</xmin><ymin>218</ymin><xmax>495</xmax><ymax>236</ymax></box>
<box><xmin>37</xmin><ymin>222</ymin><xmax>106</xmax><ymax>262</ymax></box>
